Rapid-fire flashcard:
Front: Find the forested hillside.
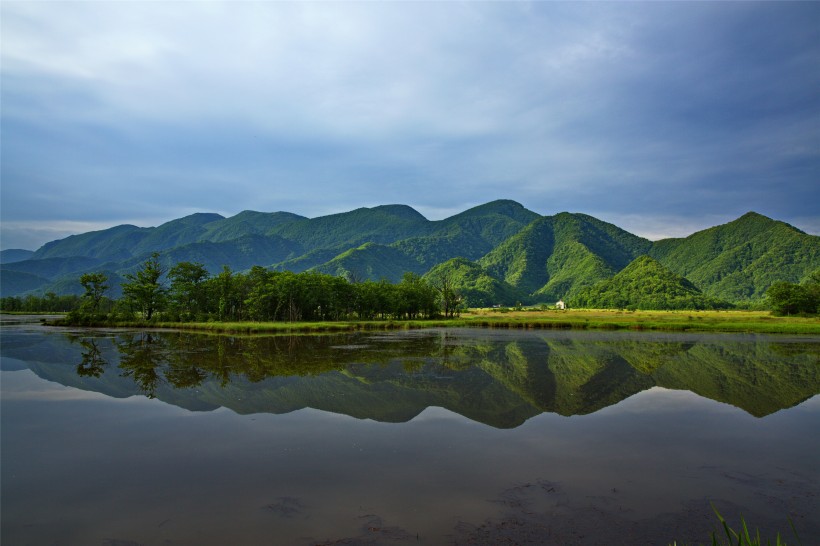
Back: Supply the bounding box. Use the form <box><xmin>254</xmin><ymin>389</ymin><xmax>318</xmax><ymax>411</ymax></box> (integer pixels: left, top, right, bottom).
<box><xmin>2</xmin><ymin>201</ymin><xmax>818</xmax><ymax>309</ymax></box>
<box><xmin>570</xmin><ymin>256</ymin><xmax>731</xmax><ymax>310</ymax></box>
<box><xmin>649</xmin><ymin>212</ymin><xmax>819</xmax><ymax>303</ymax></box>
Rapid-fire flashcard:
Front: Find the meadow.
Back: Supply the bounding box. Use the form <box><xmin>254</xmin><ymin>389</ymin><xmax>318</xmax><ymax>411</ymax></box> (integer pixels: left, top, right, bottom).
<box><xmin>74</xmin><ymin>308</ymin><xmax>820</xmax><ymax>336</ymax></box>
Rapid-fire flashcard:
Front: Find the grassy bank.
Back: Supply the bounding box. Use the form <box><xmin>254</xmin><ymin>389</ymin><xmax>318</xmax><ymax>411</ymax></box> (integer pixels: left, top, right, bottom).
<box><xmin>458</xmin><ymin>309</ymin><xmax>820</xmax><ymax>335</ymax></box>
<box><xmin>47</xmin><ymin>309</ymin><xmax>820</xmax><ymax>335</ymax></box>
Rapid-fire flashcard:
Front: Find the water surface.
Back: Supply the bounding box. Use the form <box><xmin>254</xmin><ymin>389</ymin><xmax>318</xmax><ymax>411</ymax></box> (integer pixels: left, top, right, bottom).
<box><xmin>2</xmin><ymin>322</ymin><xmax>818</xmax><ymax>545</ymax></box>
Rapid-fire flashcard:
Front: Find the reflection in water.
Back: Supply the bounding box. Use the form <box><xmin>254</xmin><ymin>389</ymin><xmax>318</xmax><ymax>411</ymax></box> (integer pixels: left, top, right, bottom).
<box><xmin>76</xmin><ymin>339</ymin><xmax>105</xmax><ymax>378</ymax></box>
<box><xmin>2</xmin><ymin>325</ymin><xmax>819</xmax><ymax>545</ymax></box>
<box><xmin>10</xmin><ymin>328</ymin><xmax>820</xmax><ymax>426</ymax></box>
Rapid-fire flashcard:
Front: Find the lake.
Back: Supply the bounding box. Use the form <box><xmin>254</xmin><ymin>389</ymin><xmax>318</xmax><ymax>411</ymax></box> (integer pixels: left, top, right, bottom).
<box><xmin>1</xmin><ymin>319</ymin><xmax>818</xmax><ymax>545</ymax></box>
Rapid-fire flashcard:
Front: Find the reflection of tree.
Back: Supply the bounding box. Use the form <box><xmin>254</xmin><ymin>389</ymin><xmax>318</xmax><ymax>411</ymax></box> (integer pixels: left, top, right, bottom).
<box><xmin>76</xmin><ymin>339</ymin><xmax>108</xmax><ymax>378</ymax></box>
<box><xmin>75</xmin><ymin>330</ymin><xmax>819</xmax><ymax>423</ymax></box>
<box><xmin>164</xmin><ymin>363</ymin><xmax>208</xmax><ymax>389</ymax></box>
<box><xmin>117</xmin><ymin>333</ymin><xmax>167</xmax><ymax>398</ymax></box>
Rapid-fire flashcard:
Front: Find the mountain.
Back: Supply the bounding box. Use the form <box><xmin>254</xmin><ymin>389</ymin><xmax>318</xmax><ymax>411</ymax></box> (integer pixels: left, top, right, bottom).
<box><xmin>312</xmin><ymin>243</ymin><xmax>427</xmax><ymax>282</ymax></box>
<box><xmin>649</xmin><ymin>212</ymin><xmax>820</xmax><ymax>303</ymax></box>
<box><xmin>308</xmin><ymin>200</ymin><xmax>542</xmax><ymax>283</ymax></box>
<box><xmin>391</xmin><ymin>200</ymin><xmax>540</xmax><ymax>266</ymax></box>
<box><xmin>0</xmin><ymin>249</ymin><xmax>35</xmax><ymax>264</ymax></box>
<box><xmin>423</xmin><ymin>258</ymin><xmax>523</xmax><ymax>307</ymax></box>
<box><xmin>0</xmin><ymin>269</ymin><xmax>51</xmax><ymax>295</ymax></box>
<box><xmin>32</xmin><ymin>224</ymin><xmax>146</xmax><ymax>262</ymax></box>
<box><xmin>268</xmin><ymin>204</ymin><xmax>431</xmax><ymax>250</ymax></box>
<box><xmin>2</xmin><ymin>202</ymin><xmax>818</xmax><ymax>309</ymax></box>
<box><xmin>202</xmin><ymin>210</ymin><xmax>307</xmax><ymax>242</ymax></box>
<box><xmin>570</xmin><ymin>255</ymin><xmax>731</xmax><ymax>310</ymax></box>
<box><xmin>115</xmin><ymin>234</ymin><xmax>301</xmax><ymax>277</ymax></box>
<box><xmin>479</xmin><ymin>213</ymin><xmax>652</xmax><ymax>302</ymax></box>
<box><xmin>1</xmin><ymin>256</ymin><xmax>104</xmax><ymax>280</ymax></box>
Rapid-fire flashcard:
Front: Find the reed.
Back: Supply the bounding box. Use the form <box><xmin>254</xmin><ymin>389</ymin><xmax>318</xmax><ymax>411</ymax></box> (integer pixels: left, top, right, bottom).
<box><xmin>670</xmin><ymin>505</ymin><xmax>803</xmax><ymax>546</ymax></box>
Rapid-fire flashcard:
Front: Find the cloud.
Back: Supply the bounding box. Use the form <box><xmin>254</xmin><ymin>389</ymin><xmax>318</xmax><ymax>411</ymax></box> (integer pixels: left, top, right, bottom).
<box><xmin>1</xmin><ymin>1</ymin><xmax>818</xmax><ymax>249</ymax></box>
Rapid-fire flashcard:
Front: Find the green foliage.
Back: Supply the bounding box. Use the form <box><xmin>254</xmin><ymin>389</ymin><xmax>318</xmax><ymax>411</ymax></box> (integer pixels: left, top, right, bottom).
<box><xmin>311</xmin><ymin>242</ymin><xmax>426</xmax><ymax>283</ymax></box>
<box><xmin>479</xmin><ymin>213</ymin><xmax>652</xmax><ymax>301</ymax></box>
<box><xmin>424</xmin><ymin>258</ymin><xmax>522</xmax><ymax>308</ymax></box>
<box><xmin>432</xmin><ymin>199</ymin><xmax>541</xmax><ymax>246</ymax></box>
<box><xmin>79</xmin><ymin>272</ymin><xmax>109</xmax><ymax>314</ymax></box>
<box><xmin>670</xmin><ymin>504</ymin><xmax>803</xmax><ymax>546</ymax></box>
<box><xmin>767</xmin><ymin>272</ymin><xmax>819</xmax><ymax>316</ymax></box>
<box><xmin>479</xmin><ymin>217</ymin><xmax>555</xmax><ymax>294</ymax></box>
<box><xmin>9</xmin><ymin>204</ymin><xmax>818</xmax><ymax>312</ymax></box>
<box><xmin>20</xmin><ymin>323</ymin><xmax>818</xmax><ymax>426</ymax></box>
<box><xmin>390</xmin><ymin>227</ymin><xmax>491</xmax><ymax>266</ymax></box>
<box><xmin>650</xmin><ymin>212</ymin><xmax>820</xmax><ymax>303</ymax></box>
<box><xmin>535</xmin><ymin>240</ymin><xmax>614</xmax><ymax>301</ymax></box>
<box><xmin>571</xmin><ymin>256</ymin><xmax>732</xmax><ymax>310</ymax></box>
<box><xmin>201</xmin><ymin>210</ymin><xmax>305</xmax><ymax>242</ymax></box>
<box><xmin>99</xmin><ymin>263</ymin><xmax>441</xmax><ymax>324</ymax></box>
<box><xmin>268</xmin><ymin>205</ymin><xmax>430</xmax><ymax>250</ymax></box>
<box><xmin>167</xmin><ymin>261</ymin><xmax>209</xmax><ymax>319</ymax></box>
<box><xmin>121</xmin><ymin>253</ymin><xmax>168</xmax><ymax>320</ymax></box>
<box><xmin>0</xmin><ymin>292</ymin><xmax>82</xmax><ymax>313</ymax></box>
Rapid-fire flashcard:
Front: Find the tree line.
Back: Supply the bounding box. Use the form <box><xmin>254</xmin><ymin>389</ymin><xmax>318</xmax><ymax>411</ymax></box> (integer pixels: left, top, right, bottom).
<box><xmin>0</xmin><ymin>292</ymin><xmax>86</xmax><ymax>313</ymax></box>
<box><xmin>17</xmin><ymin>253</ymin><xmax>462</xmax><ymax>324</ymax></box>
<box><xmin>766</xmin><ymin>270</ymin><xmax>820</xmax><ymax>316</ymax></box>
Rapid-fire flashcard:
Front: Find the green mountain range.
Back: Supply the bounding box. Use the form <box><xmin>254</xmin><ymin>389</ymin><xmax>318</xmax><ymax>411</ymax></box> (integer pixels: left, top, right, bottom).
<box><xmin>2</xmin><ymin>200</ymin><xmax>818</xmax><ymax>307</ymax></box>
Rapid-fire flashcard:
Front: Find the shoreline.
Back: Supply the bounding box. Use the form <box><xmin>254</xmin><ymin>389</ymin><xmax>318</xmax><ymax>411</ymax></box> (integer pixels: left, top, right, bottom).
<box><xmin>33</xmin><ymin>309</ymin><xmax>820</xmax><ymax>336</ymax></box>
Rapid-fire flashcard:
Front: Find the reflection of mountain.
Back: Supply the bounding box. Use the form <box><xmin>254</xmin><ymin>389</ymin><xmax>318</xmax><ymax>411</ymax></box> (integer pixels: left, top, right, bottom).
<box><xmin>2</xmin><ymin>328</ymin><xmax>818</xmax><ymax>428</ymax></box>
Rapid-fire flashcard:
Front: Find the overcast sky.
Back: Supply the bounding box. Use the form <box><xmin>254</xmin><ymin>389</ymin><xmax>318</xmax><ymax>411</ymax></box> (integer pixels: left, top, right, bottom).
<box><xmin>2</xmin><ymin>1</ymin><xmax>818</xmax><ymax>251</ymax></box>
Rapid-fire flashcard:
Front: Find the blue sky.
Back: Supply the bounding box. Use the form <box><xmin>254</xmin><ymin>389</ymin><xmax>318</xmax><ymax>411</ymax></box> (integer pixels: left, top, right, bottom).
<box><xmin>2</xmin><ymin>1</ymin><xmax>818</xmax><ymax>251</ymax></box>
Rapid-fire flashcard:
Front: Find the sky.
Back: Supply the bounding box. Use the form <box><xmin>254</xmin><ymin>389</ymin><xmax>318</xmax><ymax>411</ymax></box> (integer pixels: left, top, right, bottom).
<box><xmin>2</xmin><ymin>1</ymin><xmax>819</xmax><ymax>251</ymax></box>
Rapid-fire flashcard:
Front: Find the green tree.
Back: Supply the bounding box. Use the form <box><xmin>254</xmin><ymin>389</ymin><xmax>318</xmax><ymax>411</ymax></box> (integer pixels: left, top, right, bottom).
<box><xmin>122</xmin><ymin>253</ymin><xmax>168</xmax><ymax>320</ymax></box>
<box><xmin>767</xmin><ymin>281</ymin><xmax>817</xmax><ymax>316</ymax></box>
<box><xmin>168</xmin><ymin>261</ymin><xmax>209</xmax><ymax>319</ymax></box>
<box><xmin>431</xmin><ymin>270</ymin><xmax>461</xmax><ymax>318</ymax></box>
<box><xmin>205</xmin><ymin>265</ymin><xmax>248</xmax><ymax>321</ymax></box>
<box><xmin>79</xmin><ymin>272</ymin><xmax>109</xmax><ymax>314</ymax></box>
<box><xmin>396</xmin><ymin>272</ymin><xmax>437</xmax><ymax>319</ymax></box>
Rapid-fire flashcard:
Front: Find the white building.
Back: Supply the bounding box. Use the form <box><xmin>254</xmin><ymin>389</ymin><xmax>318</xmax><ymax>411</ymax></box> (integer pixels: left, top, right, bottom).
<box><xmin>556</xmin><ymin>299</ymin><xmax>566</xmax><ymax>310</ymax></box>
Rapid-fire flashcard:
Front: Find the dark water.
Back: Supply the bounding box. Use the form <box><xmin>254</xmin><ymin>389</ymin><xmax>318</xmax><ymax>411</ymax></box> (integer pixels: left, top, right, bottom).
<box><xmin>1</xmin><ymin>320</ymin><xmax>819</xmax><ymax>545</ymax></box>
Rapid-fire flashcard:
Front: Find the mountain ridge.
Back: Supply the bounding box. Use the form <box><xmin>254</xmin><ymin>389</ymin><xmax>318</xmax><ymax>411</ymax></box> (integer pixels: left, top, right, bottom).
<box><xmin>2</xmin><ymin>201</ymin><xmax>818</xmax><ymax>307</ymax></box>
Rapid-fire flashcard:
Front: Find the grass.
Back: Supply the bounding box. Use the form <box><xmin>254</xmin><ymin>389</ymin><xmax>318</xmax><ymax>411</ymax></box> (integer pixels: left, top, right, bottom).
<box><xmin>670</xmin><ymin>504</ymin><xmax>803</xmax><ymax>546</ymax></box>
<box><xmin>43</xmin><ymin>309</ymin><xmax>820</xmax><ymax>335</ymax></box>
<box><xmin>456</xmin><ymin>309</ymin><xmax>820</xmax><ymax>335</ymax></box>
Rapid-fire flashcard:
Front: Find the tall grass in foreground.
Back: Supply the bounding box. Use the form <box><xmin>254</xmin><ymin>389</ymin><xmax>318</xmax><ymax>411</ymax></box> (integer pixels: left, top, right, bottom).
<box><xmin>670</xmin><ymin>505</ymin><xmax>803</xmax><ymax>546</ymax></box>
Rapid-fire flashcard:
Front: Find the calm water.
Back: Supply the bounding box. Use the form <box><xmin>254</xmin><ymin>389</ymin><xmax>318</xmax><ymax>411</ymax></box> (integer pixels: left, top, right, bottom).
<box><xmin>1</xmin><ymin>319</ymin><xmax>819</xmax><ymax>545</ymax></box>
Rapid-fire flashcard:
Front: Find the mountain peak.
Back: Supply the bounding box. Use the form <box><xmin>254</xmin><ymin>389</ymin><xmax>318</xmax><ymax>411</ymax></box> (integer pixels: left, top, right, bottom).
<box><xmin>447</xmin><ymin>199</ymin><xmax>539</xmax><ymax>224</ymax></box>
<box><xmin>157</xmin><ymin>212</ymin><xmax>225</xmax><ymax>228</ymax></box>
<box><xmin>717</xmin><ymin>211</ymin><xmax>811</xmax><ymax>237</ymax></box>
<box><xmin>370</xmin><ymin>204</ymin><xmax>428</xmax><ymax>222</ymax></box>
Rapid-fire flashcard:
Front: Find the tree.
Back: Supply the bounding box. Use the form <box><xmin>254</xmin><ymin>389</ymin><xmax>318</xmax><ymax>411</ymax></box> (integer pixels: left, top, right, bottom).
<box><xmin>432</xmin><ymin>270</ymin><xmax>462</xmax><ymax>318</ymax></box>
<box><xmin>396</xmin><ymin>272</ymin><xmax>437</xmax><ymax>319</ymax></box>
<box><xmin>168</xmin><ymin>261</ymin><xmax>209</xmax><ymax>318</ymax></box>
<box><xmin>79</xmin><ymin>272</ymin><xmax>109</xmax><ymax>314</ymax></box>
<box><xmin>767</xmin><ymin>281</ymin><xmax>815</xmax><ymax>316</ymax></box>
<box><xmin>122</xmin><ymin>253</ymin><xmax>168</xmax><ymax>320</ymax></box>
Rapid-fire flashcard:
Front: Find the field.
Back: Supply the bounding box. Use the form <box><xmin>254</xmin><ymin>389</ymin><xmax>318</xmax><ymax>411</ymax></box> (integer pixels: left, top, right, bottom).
<box><xmin>62</xmin><ymin>309</ymin><xmax>820</xmax><ymax>336</ymax></box>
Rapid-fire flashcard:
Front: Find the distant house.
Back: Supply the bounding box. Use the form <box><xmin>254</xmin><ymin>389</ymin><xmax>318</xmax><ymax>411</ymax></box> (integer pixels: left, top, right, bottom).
<box><xmin>556</xmin><ymin>299</ymin><xmax>566</xmax><ymax>310</ymax></box>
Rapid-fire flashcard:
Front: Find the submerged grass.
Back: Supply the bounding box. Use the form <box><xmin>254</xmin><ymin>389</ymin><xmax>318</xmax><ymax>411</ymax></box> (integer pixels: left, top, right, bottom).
<box><xmin>670</xmin><ymin>504</ymin><xmax>803</xmax><ymax>546</ymax></box>
<box><xmin>48</xmin><ymin>309</ymin><xmax>820</xmax><ymax>335</ymax></box>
